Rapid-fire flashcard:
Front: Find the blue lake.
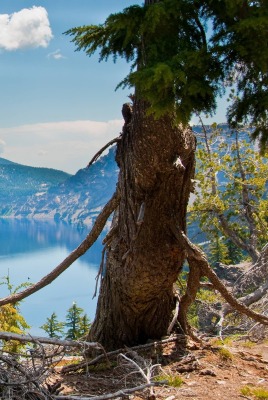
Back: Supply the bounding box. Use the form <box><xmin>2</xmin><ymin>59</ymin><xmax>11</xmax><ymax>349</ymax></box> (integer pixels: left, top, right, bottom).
<box><xmin>0</xmin><ymin>219</ymin><xmax>103</xmax><ymax>335</ymax></box>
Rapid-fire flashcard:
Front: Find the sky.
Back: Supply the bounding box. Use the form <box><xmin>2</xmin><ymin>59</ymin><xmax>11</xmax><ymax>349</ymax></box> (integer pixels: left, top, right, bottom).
<box><xmin>0</xmin><ymin>1</ymin><xmax>227</xmax><ymax>174</ymax></box>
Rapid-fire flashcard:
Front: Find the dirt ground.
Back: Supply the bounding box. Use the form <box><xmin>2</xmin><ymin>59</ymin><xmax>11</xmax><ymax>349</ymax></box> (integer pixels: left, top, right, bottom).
<box><xmin>47</xmin><ymin>336</ymin><xmax>268</xmax><ymax>400</ymax></box>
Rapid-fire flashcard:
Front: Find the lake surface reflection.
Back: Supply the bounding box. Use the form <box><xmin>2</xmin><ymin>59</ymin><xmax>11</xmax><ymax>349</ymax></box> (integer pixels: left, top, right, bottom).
<box><xmin>0</xmin><ymin>219</ymin><xmax>103</xmax><ymax>335</ymax></box>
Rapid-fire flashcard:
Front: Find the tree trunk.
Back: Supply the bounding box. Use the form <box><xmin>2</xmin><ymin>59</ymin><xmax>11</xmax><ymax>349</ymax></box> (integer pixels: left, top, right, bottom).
<box><xmin>89</xmin><ymin>98</ymin><xmax>196</xmax><ymax>350</ymax></box>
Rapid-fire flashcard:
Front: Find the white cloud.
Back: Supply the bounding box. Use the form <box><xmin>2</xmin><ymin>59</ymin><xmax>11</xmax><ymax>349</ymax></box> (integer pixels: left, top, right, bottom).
<box><xmin>0</xmin><ymin>119</ymin><xmax>123</xmax><ymax>173</ymax></box>
<box><xmin>47</xmin><ymin>49</ymin><xmax>66</xmax><ymax>60</ymax></box>
<box><xmin>0</xmin><ymin>7</ymin><xmax>53</xmax><ymax>51</ymax></box>
<box><xmin>0</xmin><ymin>139</ymin><xmax>6</xmax><ymax>154</ymax></box>
<box><xmin>37</xmin><ymin>150</ymin><xmax>48</xmax><ymax>156</ymax></box>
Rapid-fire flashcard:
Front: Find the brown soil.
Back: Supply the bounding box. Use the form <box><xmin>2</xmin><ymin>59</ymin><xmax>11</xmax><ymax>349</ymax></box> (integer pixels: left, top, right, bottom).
<box><xmin>48</xmin><ymin>337</ymin><xmax>268</xmax><ymax>400</ymax></box>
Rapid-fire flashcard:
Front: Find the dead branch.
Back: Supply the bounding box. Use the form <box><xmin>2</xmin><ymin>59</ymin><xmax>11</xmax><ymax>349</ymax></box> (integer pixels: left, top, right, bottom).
<box><xmin>0</xmin><ymin>331</ymin><xmax>102</xmax><ymax>350</ymax></box>
<box><xmin>0</xmin><ymin>352</ymin><xmax>42</xmax><ymax>387</ymax></box>
<box><xmin>62</xmin><ymin>335</ymin><xmax>185</xmax><ymax>374</ymax></box>
<box><xmin>54</xmin><ymin>382</ymin><xmax>164</xmax><ymax>400</ymax></box>
<box><xmin>92</xmin><ymin>245</ymin><xmax>107</xmax><ymax>299</ymax></box>
<box><xmin>118</xmin><ymin>352</ymin><xmax>161</xmax><ymax>397</ymax></box>
<box><xmin>0</xmin><ymin>191</ymin><xmax>119</xmax><ymax>306</ymax></box>
<box><xmin>87</xmin><ymin>137</ymin><xmax>120</xmax><ymax>168</ymax></box>
<box><xmin>180</xmin><ymin>231</ymin><xmax>268</xmax><ymax>326</ymax></box>
<box><xmin>234</xmin><ymin>243</ymin><xmax>268</xmax><ymax>293</ymax></box>
<box><xmin>0</xmin><ymin>344</ymin><xmax>57</xmax><ymax>399</ymax></box>
<box><xmin>223</xmin><ymin>280</ymin><xmax>268</xmax><ymax>315</ymax></box>
<box><xmin>167</xmin><ymin>296</ymin><xmax>180</xmax><ymax>335</ymax></box>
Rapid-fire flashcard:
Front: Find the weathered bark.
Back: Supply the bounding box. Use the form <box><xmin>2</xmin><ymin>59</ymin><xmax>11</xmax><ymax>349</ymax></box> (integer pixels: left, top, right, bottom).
<box><xmin>0</xmin><ymin>331</ymin><xmax>101</xmax><ymax>349</ymax></box>
<box><xmin>89</xmin><ymin>99</ymin><xmax>196</xmax><ymax>349</ymax></box>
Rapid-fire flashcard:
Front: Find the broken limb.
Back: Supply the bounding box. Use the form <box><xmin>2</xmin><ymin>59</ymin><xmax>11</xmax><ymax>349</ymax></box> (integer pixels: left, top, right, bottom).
<box><xmin>0</xmin><ymin>331</ymin><xmax>102</xmax><ymax>349</ymax></box>
<box><xmin>54</xmin><ymin>382</ymin><xmax>165</xmax><ymax>400</ymax></box>
<box><xmin>0</xmin><ymin>191</ymin><xmax>120</xmax><ymax>307</ymax></box>
<box><xmin>87</xmin><ymin>137</ymin><xmax>121</xmax><ymax>168</ymax></box>
<box><xmin>216</xmin><ymin>280</ymin><xmax>268</xmax><ymax>336</ymax></box>
<box><xmin>62</xmin><ymin>335</ymin><xmax>185</xmax><ymax>374</ymax></box>
<box><xmin>167</xmin><ymin>295</ymin><xmax>180</xmax><ymax>335</ymax></box>
<box><xmin>180</xmin><ymin>231</ymin><xmax>268</xmax><ymax>326</ymax></box>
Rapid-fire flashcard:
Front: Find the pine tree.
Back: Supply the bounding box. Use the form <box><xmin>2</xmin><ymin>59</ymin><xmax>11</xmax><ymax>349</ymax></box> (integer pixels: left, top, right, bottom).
<box><xmin>190</xmin><ymin>123</ymin><xmax>268</xmax><ymax>262</ymax></box>
<box><xmin>208</xmin><ymin>232</ymin><xmax>231</xmax><ymax>268</ymax></box>
<box><xmin>65</xmin><ymin>302</ymin><xmax>88</xmax><ymax>340</ymax></box>
<box><xmin>64</xmin><ymin>0</ymin><xmax>268</xmax><ymax>349</ymax></box>
<box><xmin>40</xmin><ymin>312</ymin><xmax>64</xmax><ymax>339</ymax></box>
<box><xmin>67</xmin><ymin>0</ymin><xmax>268</xmax><ymax>148</ymax></box>
<box><xmin>78</xmin><ymin>314</ymin><xmax>91</xmax><ymax>338</ymax></box>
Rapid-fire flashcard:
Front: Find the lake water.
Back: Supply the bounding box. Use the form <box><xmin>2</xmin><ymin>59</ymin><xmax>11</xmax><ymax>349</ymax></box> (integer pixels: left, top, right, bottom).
<box><xmin>0</xmin><ymin>219</ymin><xmax>103</xmax><ymax>335</ymax></box>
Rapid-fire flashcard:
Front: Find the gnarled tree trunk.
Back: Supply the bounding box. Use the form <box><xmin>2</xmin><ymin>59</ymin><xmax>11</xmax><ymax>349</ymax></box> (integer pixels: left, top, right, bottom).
<box><xmin>89</xmin><ymin>98</ymin><xmax>196</xmax><ymax>350</ymax></box>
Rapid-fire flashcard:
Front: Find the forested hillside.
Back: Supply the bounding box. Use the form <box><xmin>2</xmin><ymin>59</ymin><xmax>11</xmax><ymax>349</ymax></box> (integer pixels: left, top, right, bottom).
<box><xmin>0</xmin><ymin>148</ymin><xmax>118</xmax><ymax>225</ymax></box>
<box><xmin>0</xmin><ymin>158</ymin><xmax>70</xmax><ymax>215</ymax></box>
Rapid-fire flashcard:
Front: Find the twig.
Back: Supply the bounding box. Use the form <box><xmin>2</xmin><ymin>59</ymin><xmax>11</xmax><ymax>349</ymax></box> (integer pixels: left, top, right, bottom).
<box><xmin>55</xmin><ymin>382</ymin><xmax>164</xmax><ymax>400</ymax></box>
<box><xmin>87</xmin><ymin>137</ymin><xmax>120</xmax><ymax>168</ymax></box>
<box><xmin>0</xmin><ymin>353</ymin><xmax>42</xmax><ymax>388</ymax></box>
<box><xmin>0</xmin><ymin>191</ymin><xmax>119</xmax><ymax>306</ymax></box>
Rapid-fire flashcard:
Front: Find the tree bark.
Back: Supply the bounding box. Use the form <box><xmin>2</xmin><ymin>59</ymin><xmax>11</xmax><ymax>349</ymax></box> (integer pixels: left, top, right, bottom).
<box><xmin>89</xmin><ymin>98</ymin><xmax>196</xmax><ymax>349</ymax></box>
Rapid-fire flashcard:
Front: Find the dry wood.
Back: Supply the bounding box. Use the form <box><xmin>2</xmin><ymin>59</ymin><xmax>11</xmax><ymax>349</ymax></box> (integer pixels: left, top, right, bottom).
<box><xmin>0</xmin><ymin>331</ymin><xmax>102</xmax><ymax>349</ymax></box>
<box><xmin>87</xmin><ymin>137</ymin><xmax>120</xmax><ymax>168</ymax></box>
<box><xmin>54</xmin><ymin>382</ymin><xmax>164</xmax><ymax>400</ymax></box>
<box><xmin>167</xmin><ymin>296</ymin><xmax>180</xmax><ymax>335</ymax></box>
<box><xmin>0</xmin><ymin>191</ymin><xmax>119</xmax><ymax>306</ymax></box>
<box><xmin>62</xmin><ymin>335</ymin><xmax>185</xmax><ymax>374</ymax></box>
<box><xmin>224</xmin><ymin>281</ymin><xmax>268</xmax><ymax>314</ymax></box>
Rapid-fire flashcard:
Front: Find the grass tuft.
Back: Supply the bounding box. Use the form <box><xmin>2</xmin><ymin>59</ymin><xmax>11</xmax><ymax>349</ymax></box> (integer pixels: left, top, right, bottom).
<box><xmin>218</xmin><ymin>346</ymin><xmax>233</xmax><ymax>361</ymax></box>
<box><xmin>240</xmin><ymin>385</ymin><xmax>268</xmax><ymax>399</ymax></box>
<box><xmin>154</xmin><ymin>374</ymin><xmax>184</xmax><ymax>387</ymax></box>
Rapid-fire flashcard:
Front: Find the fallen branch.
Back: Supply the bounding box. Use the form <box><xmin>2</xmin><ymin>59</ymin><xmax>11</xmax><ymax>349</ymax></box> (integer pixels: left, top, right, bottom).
<box><xmin>0</xmin><ymin>191</ymin><xmax>119</xmax><ymax>306</ymax></box>
<box><xmin>87</xmin><ymin>137</ymin><xmax>120</xmax><ymax>168</ymax></box>
<box><xmin>62</xmin><ymin>334</ymin><xmax>185</xmax><ymax>373</ymax></box>
<box><xmin>55</xmin><ymin>382</ymin><xmax>164</xmax><ymax>400</ymax></box>
<box><xmin>223</xmin><ymin>280</ymin><xmax>268</xmax><ymax>315</ymax></box>
<box><xmin>0</xmin><ymin>331</ymin><xmax>102</xmax><ymax>350</ymax></box>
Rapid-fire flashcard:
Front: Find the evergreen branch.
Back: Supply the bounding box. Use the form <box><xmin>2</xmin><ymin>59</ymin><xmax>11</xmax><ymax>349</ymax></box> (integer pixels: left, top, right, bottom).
<box><xmin>234</xmin><ymin>130</ymin><xmax>260</xmax><ymax>258</ymax></box>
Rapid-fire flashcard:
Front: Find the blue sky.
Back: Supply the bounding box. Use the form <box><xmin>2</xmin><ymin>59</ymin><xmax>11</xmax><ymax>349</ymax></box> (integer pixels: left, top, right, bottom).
<box><xmin>0</xmin><ymin>1</ymin><xmax>226</xmax><ymax>173</ymax></box>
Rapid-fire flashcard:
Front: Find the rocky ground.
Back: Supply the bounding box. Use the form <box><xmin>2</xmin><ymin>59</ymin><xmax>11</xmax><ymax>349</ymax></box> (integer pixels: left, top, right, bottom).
<box><xmin>46</xmin><ymin>336</ymin><xmax>268</xmax><ymax>400</ymax></box>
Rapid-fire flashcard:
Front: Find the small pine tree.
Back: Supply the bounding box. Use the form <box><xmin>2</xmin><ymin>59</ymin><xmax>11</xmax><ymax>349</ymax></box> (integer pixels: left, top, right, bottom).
<box><xmin>65</xmin><ymin>302</ymin><xmax>87</xmax><ymax>340</ymax></box>
<box><xmin>208</xmin><ymin>232</ymin><xmax>231</xmax><ymax>268</ymax></box>
<box><xmin>224</xmin><ymin>238</ymin><xmax>244</xmax><ymax>265</ymax></box>
<box><xmin>78</xmin><ymin>314</ymin><xmax>91</xmax><ymax>338</ymax></box>
<box><xmin>40</xmin><ymin>312</ymin><xmax>64</xmax><ymax>339</ymax></box>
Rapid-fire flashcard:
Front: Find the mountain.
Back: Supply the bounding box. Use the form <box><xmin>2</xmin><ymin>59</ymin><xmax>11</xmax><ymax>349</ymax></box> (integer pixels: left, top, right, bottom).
<box><xmin>0</xmin><ymin>148</ymin><xmax>119</xmax><ymax>226</ymax></box>
<box><xmin>0</xmin><ymin>157</ymin><xmax>18</xmax><ymax>166</ymax></box>
<box><xmin>0</xmin><ymin>159</ymin><xmax>70</xmax><ymax>215</ymax></box>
